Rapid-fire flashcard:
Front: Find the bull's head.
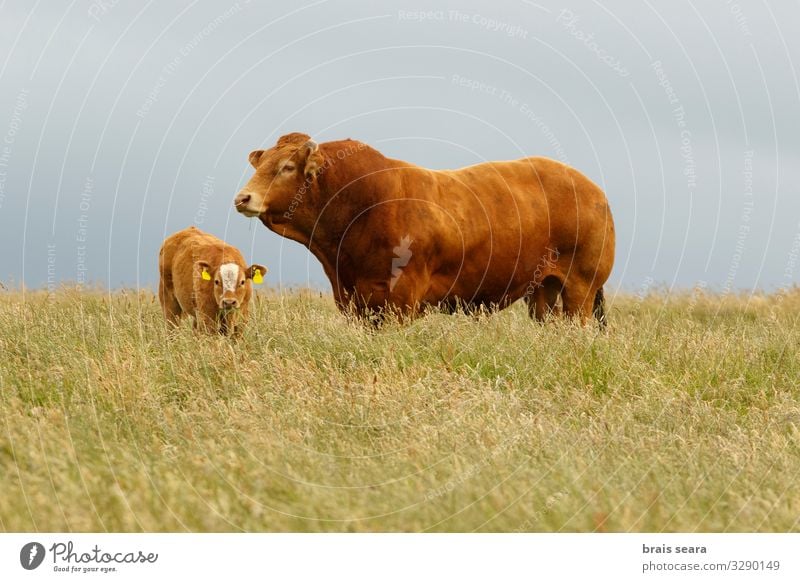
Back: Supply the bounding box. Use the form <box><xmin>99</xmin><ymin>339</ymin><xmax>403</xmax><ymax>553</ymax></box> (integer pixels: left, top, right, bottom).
<box><xmin>234</xmin><ymin>132</ymin><xmax>324</xmax><ymax>223</ymax></box>
<box><xmin>195</xmin><ymin>261</ymin><xmax>267</xmax><ymax>310</ymax></box>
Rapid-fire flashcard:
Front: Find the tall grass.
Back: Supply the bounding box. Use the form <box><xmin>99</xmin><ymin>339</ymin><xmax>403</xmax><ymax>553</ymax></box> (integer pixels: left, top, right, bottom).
<box><xmin>1</xmin><ymin>286</ymin><xmax>798</xmax><ymax>532</ymax></box>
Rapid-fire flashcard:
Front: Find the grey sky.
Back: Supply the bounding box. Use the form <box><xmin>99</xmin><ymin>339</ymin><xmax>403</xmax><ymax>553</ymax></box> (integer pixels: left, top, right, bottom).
<box><xmin>0</xmin><ymin>0</ymin><xmax>798</xmax><ymax>293</ymax></box>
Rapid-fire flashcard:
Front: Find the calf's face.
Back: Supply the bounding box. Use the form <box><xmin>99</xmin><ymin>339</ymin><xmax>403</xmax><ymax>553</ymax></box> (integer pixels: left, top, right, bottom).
<box><xmin>196</xmin><ymin>261</ymin><xmax>268</xmax><ymax>310</ymax></box>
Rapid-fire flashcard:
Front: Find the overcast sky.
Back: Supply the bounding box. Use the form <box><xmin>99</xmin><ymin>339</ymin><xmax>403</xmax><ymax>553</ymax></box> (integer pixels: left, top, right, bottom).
<box><xmin>0</xmin><ymin>0</ymin><xmax>798</xmax><ymax>293</ymax></box>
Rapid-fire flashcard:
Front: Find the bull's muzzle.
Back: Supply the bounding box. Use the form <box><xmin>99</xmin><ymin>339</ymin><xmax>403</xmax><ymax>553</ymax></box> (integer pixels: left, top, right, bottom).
<box><xmin>234</xmin><ymin>190</ymin><xmax>261</xmax><ymax>217</ymax></box>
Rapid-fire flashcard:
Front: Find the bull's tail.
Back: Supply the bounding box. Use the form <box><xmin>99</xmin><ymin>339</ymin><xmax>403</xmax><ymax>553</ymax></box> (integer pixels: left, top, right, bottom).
<box><xmin>593</xmin><ymin>287</ymin><xmax>608</xmax><ymax>330</ymax></box>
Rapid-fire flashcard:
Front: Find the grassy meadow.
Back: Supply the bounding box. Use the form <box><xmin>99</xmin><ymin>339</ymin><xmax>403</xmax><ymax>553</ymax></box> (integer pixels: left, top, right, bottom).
<box><xmin>0</xmin><ymin>286</ymin><xmax>799</xmax><ymax>532</ymax></box>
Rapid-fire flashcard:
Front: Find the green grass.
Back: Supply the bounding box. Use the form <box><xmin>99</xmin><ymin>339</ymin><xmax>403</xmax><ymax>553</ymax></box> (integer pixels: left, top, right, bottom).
<box><xmin>1</xmin><ymin>286</ymin><xmax>799</xmax><ymax>532</ymax></box>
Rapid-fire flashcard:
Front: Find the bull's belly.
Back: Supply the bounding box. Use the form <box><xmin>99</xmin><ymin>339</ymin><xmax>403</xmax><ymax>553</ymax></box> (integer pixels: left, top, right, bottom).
<box><xmin>422</xmin><ymin>241</ymin><xmax>559</xmax><ymax>306</ymax></box>
<box><xmin>423</xmin><ymin>271</ymin><xmax>533</xmax><ymax>309</ymax></box>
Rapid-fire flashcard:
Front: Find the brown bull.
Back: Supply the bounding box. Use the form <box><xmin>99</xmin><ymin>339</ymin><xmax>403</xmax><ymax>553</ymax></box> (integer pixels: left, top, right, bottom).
<box><xmin>234</xmin><ymin>133</ymin><xmax>614</xmax><ymax>325</ymax></box>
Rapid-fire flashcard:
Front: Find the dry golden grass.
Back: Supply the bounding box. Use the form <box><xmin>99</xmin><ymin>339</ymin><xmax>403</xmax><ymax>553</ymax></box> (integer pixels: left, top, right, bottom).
<box><xmin>0</xmin><ymin>286</ymin><xmax>799</xmax><ymax>532</ymax></box>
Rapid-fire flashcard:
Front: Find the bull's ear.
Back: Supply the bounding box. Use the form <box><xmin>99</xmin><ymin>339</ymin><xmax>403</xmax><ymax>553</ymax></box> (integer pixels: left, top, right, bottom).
<box><xmin>195</xmin><ymin>261</ymin><xmax>213</xmax><ymax>281</ymax></box>
<box><xmin>302</xmin><ymin>140</ymin><xmax>323</xmax><ymax>179</ymax></box>
<box><xmin>247</xmin><ymin>264</ymin><xmax>268</xmax><ymax>284</ymax></box>
<box><xmin>249</xmin><ymin>150</ymin><xmax>265</xmax><ymax>168</ymax></box>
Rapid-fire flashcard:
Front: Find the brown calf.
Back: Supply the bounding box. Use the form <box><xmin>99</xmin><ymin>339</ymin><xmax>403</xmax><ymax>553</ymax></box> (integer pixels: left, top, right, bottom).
<box><xmin>158</xmin><ymin>226</ymin><xmax>267</xmax><ymax>334</ymax></box>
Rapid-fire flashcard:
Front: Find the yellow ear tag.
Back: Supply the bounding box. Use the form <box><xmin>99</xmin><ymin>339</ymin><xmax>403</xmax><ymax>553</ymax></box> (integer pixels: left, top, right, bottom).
<box><xmin>253</xmin><ymin>269</ymin><xmax>264</xmax><ymax>285</ymax></box>
<box><xmin>201</xmin><ymin>268</ymin><xmax>211</xmax><ymax>281</ymax></box>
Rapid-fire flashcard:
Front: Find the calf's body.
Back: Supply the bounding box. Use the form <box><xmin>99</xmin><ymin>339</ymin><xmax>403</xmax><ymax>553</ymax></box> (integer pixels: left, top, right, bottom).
<box><xmin>158</xmin><ymin>226</ymin><xmax>266</xmax><ymax>334</ymax></box>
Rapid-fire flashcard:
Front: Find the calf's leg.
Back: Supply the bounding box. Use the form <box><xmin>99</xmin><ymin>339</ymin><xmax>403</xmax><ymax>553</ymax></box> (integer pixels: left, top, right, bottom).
<box><xmin>159</xmin><ymin>279</ymin><xmax>182</xmax><ymax>327</ymax></box>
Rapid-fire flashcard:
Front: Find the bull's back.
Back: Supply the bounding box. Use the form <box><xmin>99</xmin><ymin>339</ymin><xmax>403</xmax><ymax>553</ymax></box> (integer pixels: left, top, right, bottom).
<box><xmin>439</xmin><ymin>156</ymin><xmax>606</xmax><ymax>220</ymax></box>
<box><xmin>416</xmin><ymin>157</ymin><xmax>612</xmax><ymax>302</ymax></box>
<box><xmin>434</xmin><ymin>157</ymin><xmax>610</xmax><ymax>251</ymax></box>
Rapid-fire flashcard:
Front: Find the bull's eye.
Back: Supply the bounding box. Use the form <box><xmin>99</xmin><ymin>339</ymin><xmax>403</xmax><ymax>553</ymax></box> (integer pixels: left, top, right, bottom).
<box><xmin>215</xmin><ymin>280</ymin><xmax>220</xmax><ymax>286</ymax></box>
<box><xmin>282</xmin><ymin>164</ymin><xmax>295</xmax><ymax>173</ymax></box>
<box><xmin>240</xmin><ymin>281</ymin><xmax>244</xmax><ymax>286</ymax></box>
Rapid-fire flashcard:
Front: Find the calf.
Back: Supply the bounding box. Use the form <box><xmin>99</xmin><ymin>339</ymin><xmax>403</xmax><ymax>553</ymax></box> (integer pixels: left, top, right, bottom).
<box><xmin>158</xmin><ymin>226</ymin><xmax>267</xmax><ymax>334</ymax></box>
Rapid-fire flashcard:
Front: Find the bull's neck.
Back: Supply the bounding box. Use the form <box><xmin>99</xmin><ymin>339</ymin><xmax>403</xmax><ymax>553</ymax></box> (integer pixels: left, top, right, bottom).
<box><xmin>263</xmin><ymin>142</ymin><xmax>395</xmax><ymax>288</ymax></box>
<box><xmin>294</xmin><ymin>142</ymin><xmax>392</xmax><ymax>250</ymax></box>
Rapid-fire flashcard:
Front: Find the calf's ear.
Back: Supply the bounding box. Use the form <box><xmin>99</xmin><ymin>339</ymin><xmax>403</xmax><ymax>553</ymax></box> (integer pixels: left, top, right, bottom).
<box><xmin>302</xmin><ymin>140</ymin><xmax>323</xmax><ymax>179</ymax></box>
<box><xmin>247</xmin><ymin>264</ymin><xmax>268</xmax><ymax>284</ymax></box>
<box><xmin>195</xmin><ymin>261</ymin><xmax>213</xmax><ymax>281</ymax></box>
<box><xmin>249</xmin><ymin>150</ymin><xmax>265</xmax><ymax>168</ymax></box>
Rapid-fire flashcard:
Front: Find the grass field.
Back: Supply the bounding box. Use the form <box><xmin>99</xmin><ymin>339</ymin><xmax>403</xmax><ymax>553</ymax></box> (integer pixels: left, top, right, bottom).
<box><xmin>1</xmin><ymin>286</ymin><xmax>799</xmax><ymax>532</ymax></box>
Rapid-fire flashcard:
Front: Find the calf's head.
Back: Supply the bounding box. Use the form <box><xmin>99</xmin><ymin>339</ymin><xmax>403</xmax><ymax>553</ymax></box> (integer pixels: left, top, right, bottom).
<box><xmin>195</xmin><ymin>261</ymin><xmax>268</xmax><ymax>310</ymax></box>
<box><xmin>234</xmin><ymin>132</ymin><xmax>324</xmax><ymax>221</ymax></box>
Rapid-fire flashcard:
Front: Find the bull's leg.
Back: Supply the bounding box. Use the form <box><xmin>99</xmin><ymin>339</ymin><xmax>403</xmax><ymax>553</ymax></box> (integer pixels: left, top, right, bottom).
<box><xmin>387</xmin><ymin>280</ymin><xmax>425</xmax><ymax>321</ymax></box>
<box><xmin>526</xmin><ymin>276</ymin><xmax>562</xmax><ymax>321</ymax></box>
<box><xmin>352</xmin><ymin>278</ymin><xmax>424</xmax><ymax>324</ymax></box>
<box><xmin>593</xmin><ymin>287</ymin><xmax>608</xmax><ymax>330</ymax></box>
<box><xmin>561</xmin><ymin>280</ymin><xmax>596</xmax><ymax>326</ymax></box>
<box><xmin>330</xmin><ymin>284</ymin><xmax>382</xmax><ymax>325</ymax></box>
<box><xmin>159</xmin><ymin>280</ymin><xmax>182</xmax><ymax>327</ymax></box>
